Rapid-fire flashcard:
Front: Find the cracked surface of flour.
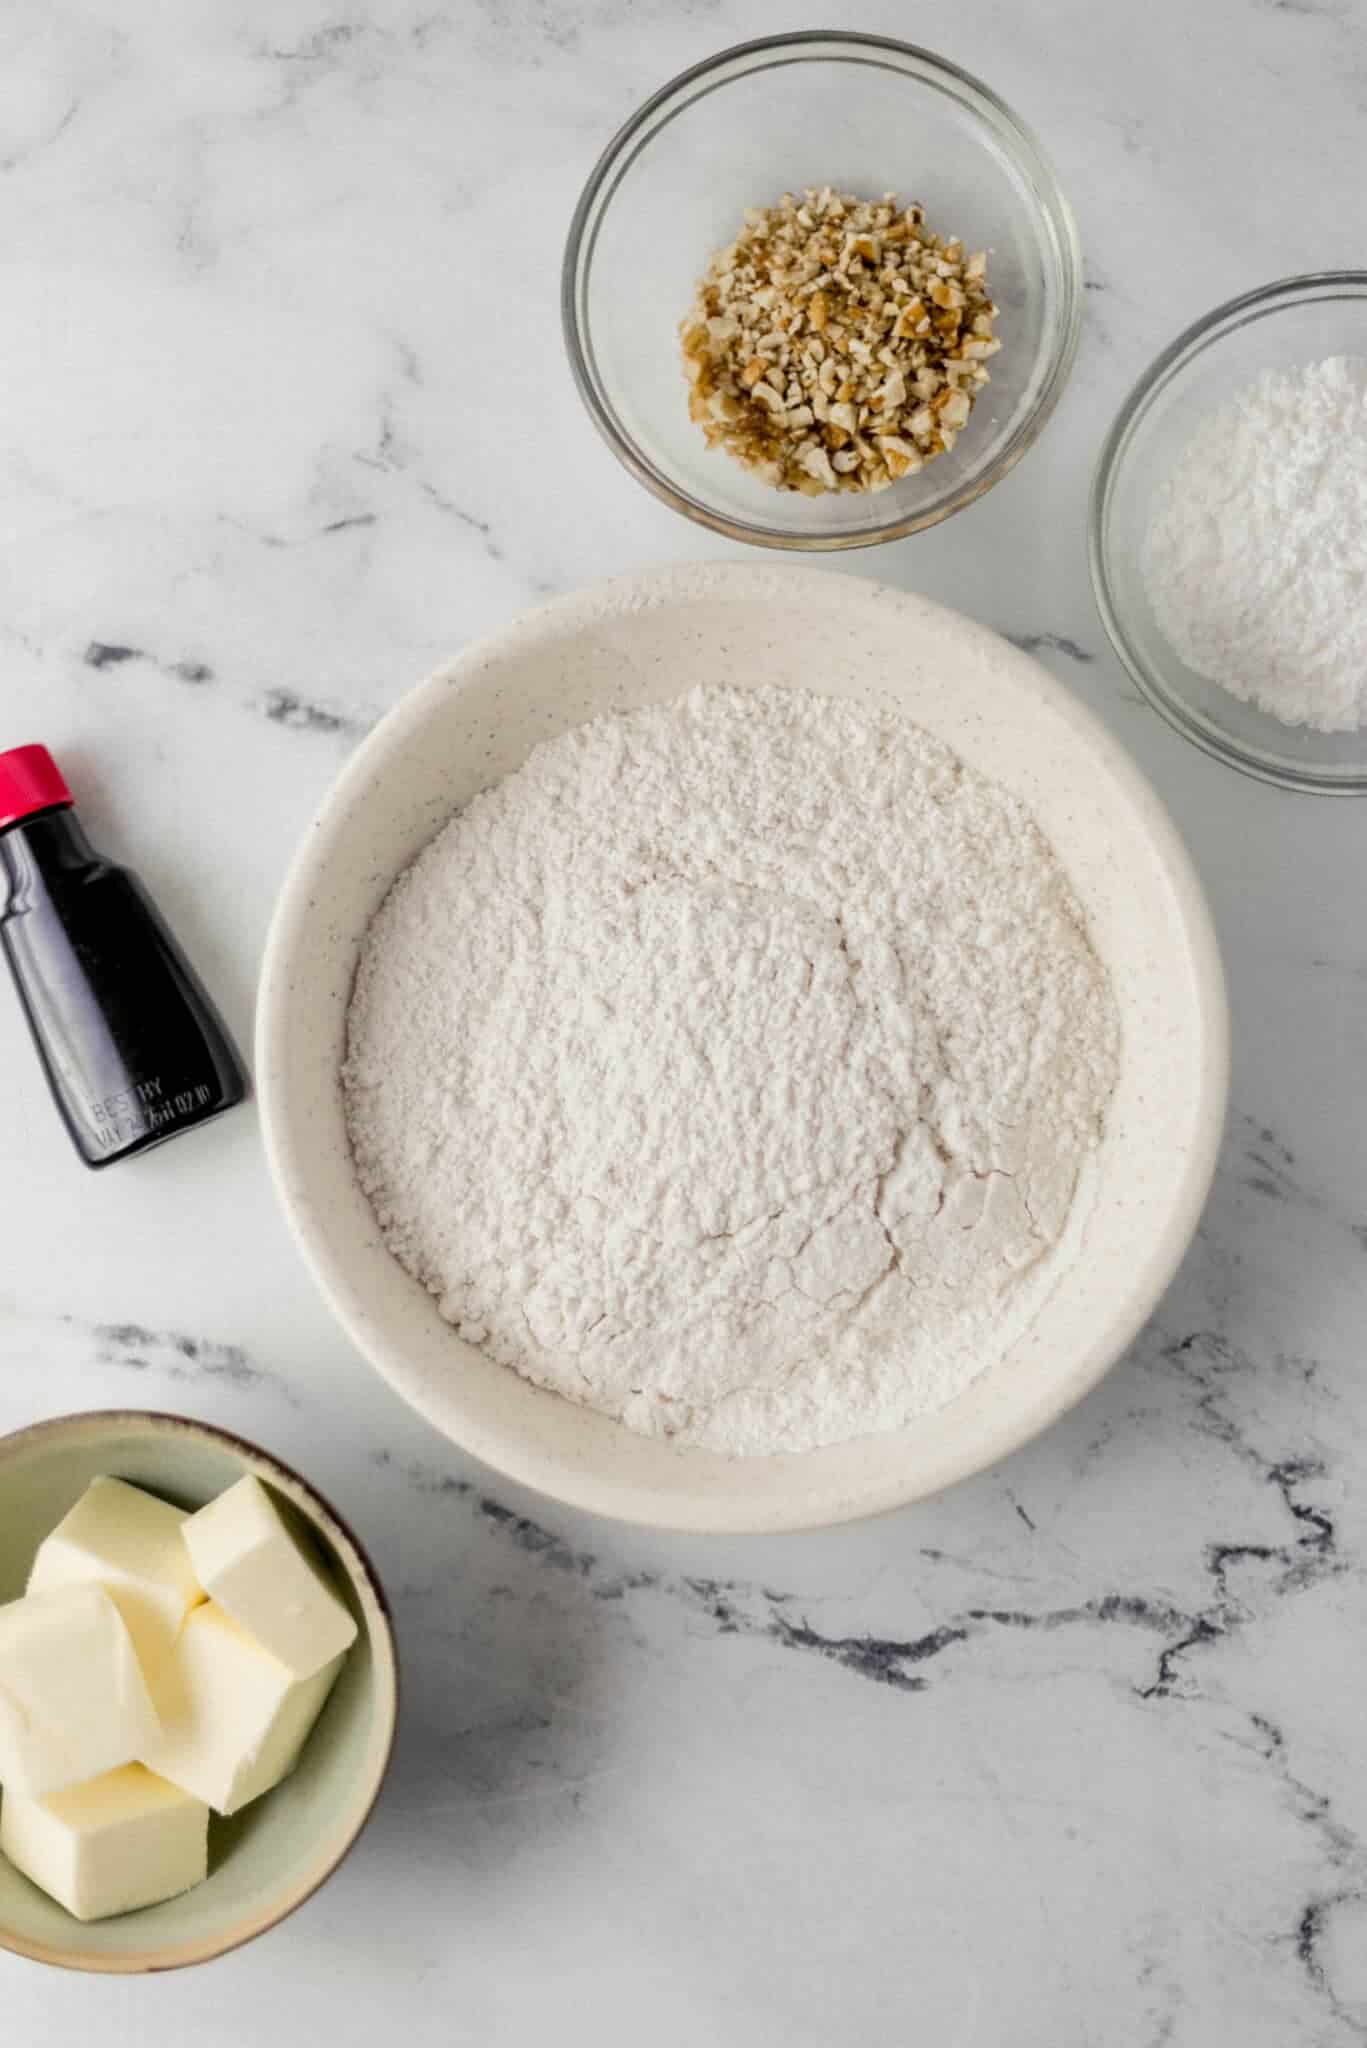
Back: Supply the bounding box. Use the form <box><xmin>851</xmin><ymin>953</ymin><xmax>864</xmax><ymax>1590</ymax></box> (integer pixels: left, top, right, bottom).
<box><xmin>343</xmin><ymin>684</ymin><xmax>1118</xmax><ymax>1453</ymax></box>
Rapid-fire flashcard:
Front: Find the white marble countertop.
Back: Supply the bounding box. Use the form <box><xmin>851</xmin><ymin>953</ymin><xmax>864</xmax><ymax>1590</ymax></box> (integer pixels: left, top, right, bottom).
<box><xmin>3</xmin><ymin>2</ymin><xmax>1367</xmax><ymax>2040</ymax></box>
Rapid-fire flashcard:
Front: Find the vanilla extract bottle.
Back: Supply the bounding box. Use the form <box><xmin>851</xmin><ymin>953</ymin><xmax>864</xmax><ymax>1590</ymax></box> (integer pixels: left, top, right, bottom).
<box><xmin>0</xmin><ymin>744</ymin><xmax>247</xmax><ymax>1166</ymax></box>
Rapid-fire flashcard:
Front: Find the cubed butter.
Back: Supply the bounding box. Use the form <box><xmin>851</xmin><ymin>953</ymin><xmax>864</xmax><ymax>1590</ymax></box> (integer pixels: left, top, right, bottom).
<box><xmin>0</xmin><ymin>1585</ymin><xmax>160</xmax><ymax>1799</ymax></box>
<box><xmin>0</xmin><ymin>1764</ymin><xmax>208</xmax><ymax>1922</ymax></box>
<box><xmin>28</xmin><ymin>1476</ymin><xmax>204</xmax><ymax>1676</ymax></box>
<box><xmin>142</xmin><ymin>1602</ymin><xmax>343</xmax><ymax>1815</ymax></box>
<box><xmin>181</xmin><ymin>1476</ymin><xmax>357</xmax><ymax>1680</ymax></box>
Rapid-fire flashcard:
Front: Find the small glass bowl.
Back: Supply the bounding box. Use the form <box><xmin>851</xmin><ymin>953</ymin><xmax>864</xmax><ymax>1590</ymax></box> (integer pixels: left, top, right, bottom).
<box><xmin>1090</xmin><ymin>273</ymin><xmax>1367</xmax><ymax>795</ymax></box>
<box><xmin>562</xmin><ymin>31</ymin><xmax>1081</xmax><ymax>551</ymax></box>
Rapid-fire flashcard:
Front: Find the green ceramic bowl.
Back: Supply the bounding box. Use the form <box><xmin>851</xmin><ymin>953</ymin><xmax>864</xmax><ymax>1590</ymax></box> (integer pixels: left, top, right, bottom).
<box><xmin>0</xmin><ymin>1411</ymin><xmax>398</xmax><ymax>1973</ymax></box>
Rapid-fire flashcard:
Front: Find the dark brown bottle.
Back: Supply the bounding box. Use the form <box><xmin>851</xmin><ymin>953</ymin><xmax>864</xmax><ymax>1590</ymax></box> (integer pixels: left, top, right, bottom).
<box><xmin>0</xmin><ymin>743</ymin><xmax>247</xmax><ymax>1167</ymax></box>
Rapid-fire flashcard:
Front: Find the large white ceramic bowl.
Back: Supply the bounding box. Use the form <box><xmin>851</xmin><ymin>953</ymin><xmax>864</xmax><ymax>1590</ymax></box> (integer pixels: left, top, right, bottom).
<box><xmin>257</xmin><ymin>564</ymin><xmax>1227</xmax><ymax>1534</ymax></box>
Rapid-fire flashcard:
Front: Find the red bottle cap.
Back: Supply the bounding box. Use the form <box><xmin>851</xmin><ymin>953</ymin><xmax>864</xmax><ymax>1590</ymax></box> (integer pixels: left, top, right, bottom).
<box><xmin>0</xmin><ymin>744</ymin><xmax>73</xmax><ymax>831</ymax></box>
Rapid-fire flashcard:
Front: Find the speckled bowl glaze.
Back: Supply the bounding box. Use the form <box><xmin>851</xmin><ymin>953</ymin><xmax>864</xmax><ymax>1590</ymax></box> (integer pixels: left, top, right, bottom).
<box><xmin>258</xmin><ymin>564</ymin><xmax>1228</xmax><ymax>1533</ymax></box>
<box><xmin>0</xmin><ymin>1411</ymin><xmax>397</xmax><ymax>1973</ymax></box>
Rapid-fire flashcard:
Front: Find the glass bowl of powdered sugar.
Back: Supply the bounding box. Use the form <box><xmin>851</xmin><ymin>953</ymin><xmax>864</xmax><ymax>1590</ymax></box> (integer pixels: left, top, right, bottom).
<box><xmin>1090</xmin><ymin>272</ymin><xmax>1367</xmax><ymax>794</ymax></box>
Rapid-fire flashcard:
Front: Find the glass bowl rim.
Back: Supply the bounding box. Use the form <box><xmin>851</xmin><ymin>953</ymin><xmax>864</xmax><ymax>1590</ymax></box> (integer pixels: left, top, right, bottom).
<box><xmin>561</xmin><ymin>28</ymin><xmax>1083</xmax><ymax>552</ymax></box>
<box><xmin>1088</xmin><ymin>268</ymin><xmax>1367</xmax><ymax>795</ymax></box>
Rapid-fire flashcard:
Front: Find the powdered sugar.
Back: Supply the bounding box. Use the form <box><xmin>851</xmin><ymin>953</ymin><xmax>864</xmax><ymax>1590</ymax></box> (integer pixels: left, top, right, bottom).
<box><xmin>1143</xmin><ymin>355</ymin><xmax>1367</xmax><ymax>732</ymax></box>
<box><xmin>342</xmin><ymin>684</ymin><xmax>1118</xmax><ymax>1455</ymax></box>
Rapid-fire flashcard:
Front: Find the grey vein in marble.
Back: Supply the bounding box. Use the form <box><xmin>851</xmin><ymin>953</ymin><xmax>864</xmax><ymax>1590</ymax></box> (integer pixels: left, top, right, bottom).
<box><xmin>372</xmin><ymin>1410</ymin><xmax>1341</xmax><ymax>1711</ymax></box>
<box><xmin>83</xmin><ymin>1318</ymin><xmax>298</xmax><ymax>1406</ymax></box>
<box><xmin>83</xmin><ymin>641</ymin><xmax>214</xmax><ymax>685</ymax></box>
<box><xmin>1005</xmin><ymin>630</ymin><xmax>1096</xmax><ymax>664</ymax></box>
<box><xmin>257</xmin><ymin>687</ymin><xmax>369</xmax><ymax>737</ymax></box>
<box><xmin>80</xmin><ymin>632</ymin><xmax>372</xmax><ymax>738</ymax></box>
<box><xmin>419</xmin><ymin>479</ymin><xmax>504</xmax><ymax>560</ymax></box>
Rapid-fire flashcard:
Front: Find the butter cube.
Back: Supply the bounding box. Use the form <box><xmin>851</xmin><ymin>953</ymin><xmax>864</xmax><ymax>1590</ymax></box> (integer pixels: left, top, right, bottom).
<box><xmin>28</xmin><ymin>1476</ymin><xmax>203</xmax><ymax>1677</ymax></box>
<box><xmin>0</xmin><ymin>1764</ymin><xmax>207</xmax><ymax>1922</ymax></box>
<box><xmin>0</xmin><ymin>1585</ymin><xmax>160</xmax><ymax>1799</ymax></box>
<box><xmin>181</xmin><ymin>1477</ymin><xmax>356</xmax><ymax>1680</ymax></box>
<box><xmin>142</xmin><ymin>1603</ymin><xmax>343</xmax><ymax>1815</ymax></box>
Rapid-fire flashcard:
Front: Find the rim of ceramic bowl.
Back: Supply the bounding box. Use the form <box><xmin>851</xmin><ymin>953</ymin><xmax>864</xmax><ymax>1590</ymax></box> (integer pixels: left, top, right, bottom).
<box><xmin>1089</xmin><ymin>269</ymin><xmax>1367</xmax><ymax>795</ymax></box>
<box><xmin>256</xmin><ymin>562</ymin><xmax>1229</xmax><ymax>1533</ymax></box>
<box><xmin>561</xmin><ymin>30</ymin><xmax>1083</xmax><ymax>550</ymax></box>
<box><xmin>0</xmin><ymin>1409</ymin><xmax>399</xmax><ymax>1974</ymax></box>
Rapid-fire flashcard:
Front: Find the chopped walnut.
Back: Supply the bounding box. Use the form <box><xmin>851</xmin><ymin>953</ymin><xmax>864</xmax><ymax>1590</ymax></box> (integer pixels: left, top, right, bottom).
<box><xmin>680</xmin><ymin>187</ymin><xmax>1000</xmax><ymax>496</ymax></box>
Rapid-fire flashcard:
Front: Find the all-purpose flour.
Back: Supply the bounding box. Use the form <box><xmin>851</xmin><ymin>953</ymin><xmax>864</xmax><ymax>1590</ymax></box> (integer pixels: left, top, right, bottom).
<box><xmin>343</xmin><ymin>684</ymin><xmax>1118</xmax><ymax>1455</ymax></box>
